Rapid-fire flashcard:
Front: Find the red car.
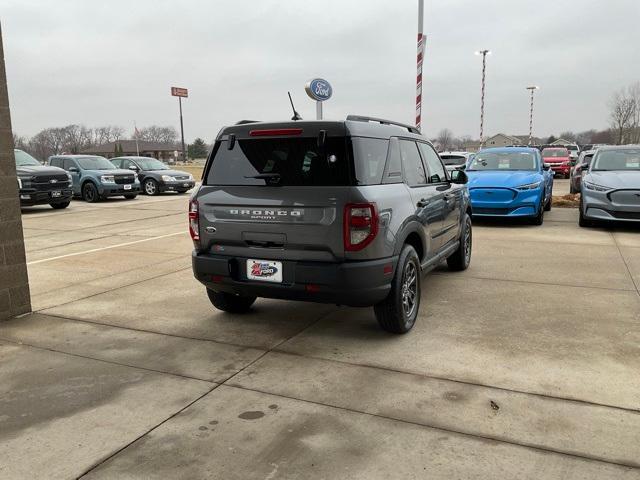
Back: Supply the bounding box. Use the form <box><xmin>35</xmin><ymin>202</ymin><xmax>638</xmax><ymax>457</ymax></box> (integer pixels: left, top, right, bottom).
<box><xmin>541</xmin><ymin>147</ymin><xmax>572</xmax><ymax>178</ymax></box>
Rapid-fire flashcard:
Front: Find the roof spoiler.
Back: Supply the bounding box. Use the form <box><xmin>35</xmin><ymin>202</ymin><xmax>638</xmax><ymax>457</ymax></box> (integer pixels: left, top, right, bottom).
<box><xmin>346</xmin><ymin>115</ymin><xmax>420</xmax><ymax>134</ymax></box>
<box><xmin>235</xmin><ymin>120</ymin><xmax>260</xmax><ymax>125</ymax></box>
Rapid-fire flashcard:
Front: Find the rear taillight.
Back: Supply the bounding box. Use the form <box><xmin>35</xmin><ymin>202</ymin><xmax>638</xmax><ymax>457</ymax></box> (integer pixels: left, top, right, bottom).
<box><xmin>189</xmin><ymin>199</ymin><xmax>200</xmax><ymax>245</ymax></box>
<box><xmin>344</xmin><ymin>203</ymin><xmax>378</xmax><ymax>252</ymax></box>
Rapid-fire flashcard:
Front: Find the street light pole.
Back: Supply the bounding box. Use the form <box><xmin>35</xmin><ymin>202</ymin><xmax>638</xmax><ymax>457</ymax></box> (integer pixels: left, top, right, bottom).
<box><xmin>475</xmin><ymin>49</ymin><xmax>490</xmax><ymax>149</ymax></box>
<box><xmin>416</xmin><ymin>0</ymin><xmax>425</xmax><ymax>132</ymax></box>
<box><xmin>526</xmin><ymin>85</ymin><xmax>539</xmax><ymax>146</ymax></box>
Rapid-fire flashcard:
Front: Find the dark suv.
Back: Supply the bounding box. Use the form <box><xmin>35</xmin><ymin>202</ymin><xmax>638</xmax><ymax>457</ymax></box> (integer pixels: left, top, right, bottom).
<box><xmin>14</xmin><ymin>149</ymin><xmax>73</xmax><ymax>209</ymax></box>
<box><xmin>190</xmin><ymin>116</ymin><xmax>472</xmax><ymax>333</ymax></box>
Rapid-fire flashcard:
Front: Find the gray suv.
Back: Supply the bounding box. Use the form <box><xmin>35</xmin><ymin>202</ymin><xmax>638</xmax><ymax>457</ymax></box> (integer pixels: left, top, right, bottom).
<box><xmin>190</xmin><ymin>116</ymin><xmax>472</xmax><ymax>333</ymax></box>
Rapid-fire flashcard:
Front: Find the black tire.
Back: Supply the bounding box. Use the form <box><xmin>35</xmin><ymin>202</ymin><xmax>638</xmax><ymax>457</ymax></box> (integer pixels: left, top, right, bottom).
<box><xmin>544</xmin><ymin>192</ymin><xmax>552</xmax><ymax>211</ymax></box>
<box><xmin>569</xmin><ymin>183</ymin><xmax>576</xmax><ymax>194</ymax></box>
<box><xmin>82</xmin><ymin>182</ymin><xmax>99</xmax><ymax>203</ymax></box>
<box><xmin>144</xmin><ymin>178</ymin><xmax>159</xmax><ymax>196</ymax></box>
<box><xmin>447</xmin><ymin>213</ymin><xmax>472</xmax><ymax>271</ymax></box>
<box><xmin>374</xmin><ymin>245</ymin><xmax>421</xmax><ymax>334</ymax></box>
<box><xmin>124</xmin><ymin>194</ymin><xmax>137</xmax><ymax>200</ymax></box>
<box><xmin>206</xmin><ymin>289</ymin><xmax>256</xmax><ymax>313</ymax></box>
<box><xmin>50</xmin><ymin>201</ymin><xmax>70</xmax><ymax>209</ymax></box>
<box><xmin>531</xmin><ymin>200</ymin><xmax>544</xmax><ymax>225</ymax></box>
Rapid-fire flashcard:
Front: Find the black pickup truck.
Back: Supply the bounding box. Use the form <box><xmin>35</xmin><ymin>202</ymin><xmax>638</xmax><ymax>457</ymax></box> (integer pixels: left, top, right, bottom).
<box><xmin>15</xmin><ymin>149</ymin><xmax>73</xmax><ymax>209</ymax></box>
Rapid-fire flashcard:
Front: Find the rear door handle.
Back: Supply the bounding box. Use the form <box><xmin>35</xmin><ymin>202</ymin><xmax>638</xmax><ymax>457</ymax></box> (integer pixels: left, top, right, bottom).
<box><xmin>417</xmin><ymin>198</ymin><xmax>430</xmax><ymax>208</ymax></box>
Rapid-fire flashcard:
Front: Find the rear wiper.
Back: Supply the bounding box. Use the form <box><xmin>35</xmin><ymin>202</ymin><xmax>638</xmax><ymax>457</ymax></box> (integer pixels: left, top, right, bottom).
<box><xmin>244</xmin><ymin>173</ymin><xmax>281</xmax><ymax>184</ymax></box>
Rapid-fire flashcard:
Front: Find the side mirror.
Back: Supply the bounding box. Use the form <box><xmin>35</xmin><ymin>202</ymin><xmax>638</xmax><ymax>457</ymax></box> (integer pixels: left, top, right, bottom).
<box><xmin>129</xmin><ymin>165</ymin><xmax>139</xmax><ymax>171</ymax></box>
<box><xmin>450</xmin><ymin>169</ymin><xmax>468</xmax><ymax>184</ymax></box>
<box><xmin>580</xmin><ymin>164</ymin><xmax>590</xmax><ymax>171</ymax></box>
<box><xmin>68</xmin><ymin>166</ymin><xmax>78</xmax><ymax>173</ymax></box>
<box><xmin>543</xmin><ymin>163</ymin><xmax>551</xmax><ymax>171</ymax></box>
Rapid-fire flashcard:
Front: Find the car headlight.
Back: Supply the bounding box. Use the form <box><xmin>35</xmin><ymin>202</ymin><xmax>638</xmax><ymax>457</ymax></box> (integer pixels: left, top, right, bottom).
<box><xmin>67</xmin><ymin>173</ymin><xmax>73</xmax><ymax>183</ymax></box>
<box><xmin>100</xmin><ymin>175</ymin><xmax>115</xmax><ymax>184</ymax></box>
<box><xmin>162</xmin><ymin>175</ymin><xmax>177</xmax><ymax>182</ymax></box>
<box><xmin>188</xmin><ymin>174</ymin><xmax>194</xmax><ymax>181</ymax></box>
<box><xmin>133</xmin><ymin>173</ymin><xmax>138</xmax><ymax>182</ymax></box>
<box><xmin>583</xmin><ymin>181</ymin><xmax>610</xmax><ymax>192</ymax></box>
<box><xmin>516</xmin><ymin>181</ymin><xmax>542</xmax><ymax>191</ymax></box>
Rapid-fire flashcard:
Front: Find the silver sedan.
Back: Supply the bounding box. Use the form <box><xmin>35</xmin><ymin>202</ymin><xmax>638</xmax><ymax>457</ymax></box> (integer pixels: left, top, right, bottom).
<box><xmin>579</xmin><ymin>145</ymin><xmax>640</xmax><ymax>227</ymax></box>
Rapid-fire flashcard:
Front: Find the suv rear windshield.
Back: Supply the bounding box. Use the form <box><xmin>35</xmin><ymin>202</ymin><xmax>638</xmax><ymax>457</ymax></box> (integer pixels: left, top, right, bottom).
<box><xmin>206</xmin><ymin>137</ymin><xmax>351</xmax><ymax>186</ymax></box>
<box><xmin>439</xmin><ymin>155</ymin><xmax>467</xmax><ymax>166</ymax></box>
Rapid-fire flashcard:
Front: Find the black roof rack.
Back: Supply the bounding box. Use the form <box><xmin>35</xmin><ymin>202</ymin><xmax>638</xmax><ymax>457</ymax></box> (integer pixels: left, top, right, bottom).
<box><xmin>235</xmin><ymin>120</ymin><xmax>260</xmax><ymax>125</ymax></box>
<box><xmin>346</xmin><ymin>115</ymin><xmax>420</xmax><ymax>134</ymax></box>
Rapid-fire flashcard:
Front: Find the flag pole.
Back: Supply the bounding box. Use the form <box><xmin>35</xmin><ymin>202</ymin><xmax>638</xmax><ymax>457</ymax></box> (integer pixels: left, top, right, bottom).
<box><xmin>134</xmin><ymin>121</ymin><xmax>140</xmax><ymax>156</ymax></box>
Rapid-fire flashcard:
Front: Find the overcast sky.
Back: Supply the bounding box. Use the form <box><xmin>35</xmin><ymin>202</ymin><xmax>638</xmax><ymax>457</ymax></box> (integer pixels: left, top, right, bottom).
<box><xmin>3</xmin><ymin>0</ymin><xmax>640</xmax><ymax>143</ymax></box>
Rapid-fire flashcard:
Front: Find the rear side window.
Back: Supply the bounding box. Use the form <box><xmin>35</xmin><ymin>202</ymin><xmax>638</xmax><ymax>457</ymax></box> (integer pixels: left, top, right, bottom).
<box><xmin>418</xmin><ymin>143</ymin><xmax>447</xmax><ymax>183</ymax></box>
<box><xmin>63</xmin><ymin>159</ymin><xmax>75</xmax><ymax>170</ymax></box>
<box><xmin>351</xmin><ymin>137</ymin><xmax>389</xmax><ymax>185</ymax></box>
<box><xmin>399</xmin><ymin>140</ymin><xmax>426</xmax><ymax>186</ymax></box>
<box><xmin>206</xmin><ymin>137</ymin><xmax>350</xmax><ymax>186</ymax></box>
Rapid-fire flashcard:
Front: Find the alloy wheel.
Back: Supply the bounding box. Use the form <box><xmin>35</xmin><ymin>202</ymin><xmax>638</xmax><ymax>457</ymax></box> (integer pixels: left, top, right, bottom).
<box><xmin>401</xmin><ymin>261</ymin><xmax>417</xmax><ymax>317</ymax></box>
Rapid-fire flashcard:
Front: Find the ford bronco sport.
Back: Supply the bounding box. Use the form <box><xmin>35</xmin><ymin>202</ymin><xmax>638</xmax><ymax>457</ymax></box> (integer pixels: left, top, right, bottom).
<box><xmin>190</xmin><ymin>116</ymin><xmax>472</xmax><ymax>333</ymax></box>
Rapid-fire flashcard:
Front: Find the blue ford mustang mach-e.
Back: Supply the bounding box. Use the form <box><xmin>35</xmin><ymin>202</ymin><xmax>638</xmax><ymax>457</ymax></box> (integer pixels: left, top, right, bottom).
<box><xmin>466</xmin><ymin>147</ymin><xmax>553</xmax><ymax>225</ymax></box>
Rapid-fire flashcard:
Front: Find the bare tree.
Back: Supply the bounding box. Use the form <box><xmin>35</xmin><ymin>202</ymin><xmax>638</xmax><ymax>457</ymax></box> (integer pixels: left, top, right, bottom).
<box><xmin>559</xmin><ymin>131</ymin><xmax>577</xmax><ymax>142</ymax></box>
<box><xmin>138</xmin><ymin>125</ymin><xmax>177</xmax><ymax>143</ymax></box>
<box><xmin>628</xmin><ymin>81</ymin><xmax>640</xmax><ymax>143</ymax></box>
<box><xmin>609</xmin><ymin>87</ymin><xmax>636</xmax><ymax>144</ymax></box>
<box><xmin>64</xmin><ymin>124</ymin><xmax>93</xmax><ymax>153</ymax></box>
<box><xmin>93</xmin><ymin>125</ymin><xmax>126</xmax><ymax>145</ymax></box>
<box><xmin>575</xmin><ymin>130</ymin><xmax>596</xmax><ymax>145</ymax></box>
<box><xmin>436</xmin><ymin>128</ymin><xmax>454</xmax><ymax>151</ymax></box>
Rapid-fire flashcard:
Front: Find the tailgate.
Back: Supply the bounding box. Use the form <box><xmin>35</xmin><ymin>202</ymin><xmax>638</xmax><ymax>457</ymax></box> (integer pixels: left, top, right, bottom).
<box><xmin>198</xmin><ymin>186</ymin><xmax>349</xmax><ymax>261</ymax></box>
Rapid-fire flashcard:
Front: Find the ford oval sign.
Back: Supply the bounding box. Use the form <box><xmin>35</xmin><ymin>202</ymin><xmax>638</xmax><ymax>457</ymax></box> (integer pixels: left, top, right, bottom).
<box><xmin>305</xmin><ymin>78</ymin><xmax>333</xmax><ymax>102</ymax></box>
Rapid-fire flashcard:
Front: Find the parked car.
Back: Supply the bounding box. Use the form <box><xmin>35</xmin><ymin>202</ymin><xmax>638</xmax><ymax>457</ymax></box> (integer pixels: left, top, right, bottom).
<box><xmin>439</xmin><ymin>151</ymin><xmax>472</xmax><ymax>173</ymax></box>
<box><xmin>465</xmin><ymin>147</ymin><xmax>553</xmax><ymax>225</ymax></box>
<box><xmin>110</xmin><ymin>156</ymin><xmax>195</xmax><ymax>196</ymax></box>
<box><xmin>190</xmin><ymin>115</ymin><xmax>472</xmax><ymax>334</ymax></box>
<box><xmin>566</xmin><ymin>144</ymin><xmax>579</xmax><ymax>162</ymax></box>
<box><xmin>569</xmin><ymin>149</ymin><xmax>596</xmax><ymax>193</ymax></box>
<box><xmin>579</xmin><ymin>145</ymin><xmax>640</xmax><ymax>227</ymax></box>
<box><xmin>14</xmin><ymin>149</ymin><xmax>73</xmax><ymax>209</ymax></box>
<box><xmin>541</xmin><ymin>147</ymin><xmax>572</xmax><ymax>178</ymax></box>
<box><xmin>48</xmin><ymin>155</ymin><xmax>141</xmax><ymax>202</ymax></box>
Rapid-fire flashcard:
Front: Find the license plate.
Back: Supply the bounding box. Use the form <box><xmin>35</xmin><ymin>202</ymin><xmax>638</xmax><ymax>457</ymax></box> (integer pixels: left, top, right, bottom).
<box><xmin>124</xmin><ymin>184</ymin><xmax>132</xmax><ymax>190</ymax></box>
<box><xmin>183</xmin><ymin>183</ymin><xmax>190</xmax><ymax>187</ymax></box>
<box><xmin>51</xmin><ymin>191</ymin><xmax>61</xmax><ymax>197</ymax></box>
<box><xmin>247</xmin><ymin>259</ymin><xmax>282</xmax><ymax>283</ymax></box>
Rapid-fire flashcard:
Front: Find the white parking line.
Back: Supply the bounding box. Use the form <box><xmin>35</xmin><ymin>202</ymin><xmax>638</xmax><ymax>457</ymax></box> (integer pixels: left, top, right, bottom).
<box><xmin>27</xmin><ymin>231</ymin><xmax>186</xmax><ymax>266</ymax></box>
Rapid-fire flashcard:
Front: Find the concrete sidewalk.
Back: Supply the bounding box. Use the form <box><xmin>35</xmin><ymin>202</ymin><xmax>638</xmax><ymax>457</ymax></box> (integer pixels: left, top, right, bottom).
<box><xmin>1</xmin><ymin>195</ymin><xmax>639</xmax><ymax>479</ymax></box>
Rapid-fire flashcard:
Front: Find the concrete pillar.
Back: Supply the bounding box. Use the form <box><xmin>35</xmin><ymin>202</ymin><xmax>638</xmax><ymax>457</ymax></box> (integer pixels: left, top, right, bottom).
<box><xmin>0</xmin><ymin>23</ymin><xmax>31</xmax><ymax>320</ymax></box>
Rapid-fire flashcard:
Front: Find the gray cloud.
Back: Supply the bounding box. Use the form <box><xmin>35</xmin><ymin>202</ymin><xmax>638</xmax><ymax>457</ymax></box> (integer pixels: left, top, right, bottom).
<box><xmin>3</xmin><ymin>0</ymin><xmax>640</xmax><ymax>142</ymax></box>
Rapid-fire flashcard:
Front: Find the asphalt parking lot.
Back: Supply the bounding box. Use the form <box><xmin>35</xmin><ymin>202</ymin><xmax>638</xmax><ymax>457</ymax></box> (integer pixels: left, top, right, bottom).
<box><xmin>2</xmin><ymin>181</ymin><xmax>640</xmax><ymax>479</ymax></box>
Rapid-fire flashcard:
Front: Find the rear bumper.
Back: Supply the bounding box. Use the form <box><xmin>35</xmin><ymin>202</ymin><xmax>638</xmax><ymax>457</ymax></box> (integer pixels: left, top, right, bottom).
<box><xmin>19</xmin><ymin>188</ymin><xmax>73</xmax><ymax>206</ymax></box>
<box><xmin>192</xmin><ymin>252</ymin><xmax>398</xmax><ymax>307</ymax></box>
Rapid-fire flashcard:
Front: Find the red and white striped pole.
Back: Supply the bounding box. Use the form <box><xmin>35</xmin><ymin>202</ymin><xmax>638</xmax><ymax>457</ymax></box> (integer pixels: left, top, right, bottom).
<box><xmin>416</xmin><ymin>0</ymin><xmax>425</xmax><ymax>132</ymax></box>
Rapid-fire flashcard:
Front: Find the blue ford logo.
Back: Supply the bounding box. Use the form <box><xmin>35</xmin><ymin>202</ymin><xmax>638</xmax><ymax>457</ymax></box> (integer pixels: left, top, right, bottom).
<box><xmin>305</xmin><ymin>78</ymin><xmax>332</xmax><ymax>102</ymax></box>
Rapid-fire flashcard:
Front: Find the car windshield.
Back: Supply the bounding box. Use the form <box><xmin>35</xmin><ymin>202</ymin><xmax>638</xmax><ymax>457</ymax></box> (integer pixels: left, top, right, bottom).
<box><xmin>76</xmin><ymin>156</ymin><xmax>116</xmax><ymax>170</ymax></box>
<box><xmin>542</xmin><ymin>149</ymin><xmax>569</xmax><ymax>157</ymax></box>
<box><xmin>467</xmin><ymin>152</ymin><xmax>537</xmax><ymax>171</ymax></box>
<box><xmin>592</xmin><ymin>150</ymin><xmax>640</xmax><ymax>171</ymax></box>
<box><xmin>14</xmin><ymin>149</ymin><xmax>41</xmax><ymax>166</ymax></box>
<box><xmin>439</xmin><ymin>155</ymin><xmax>467</xmax><ymax>166</ymax></box>
<box><xmin>135</xmin><ymin>158</ymin><xmax>169</xmax><ymax>170</ymax></box>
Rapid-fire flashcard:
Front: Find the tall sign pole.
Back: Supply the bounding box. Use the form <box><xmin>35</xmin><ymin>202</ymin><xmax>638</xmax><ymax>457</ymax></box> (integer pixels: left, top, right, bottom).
<box><xmin>416</xmin><ymin>0</ymin><xmax>425</xmax><ymax>132</ymax></box>
<box><xmin>171</xmin><ymin>87</ymin><xmax>188</xmax><ymax>161</ymax></box>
